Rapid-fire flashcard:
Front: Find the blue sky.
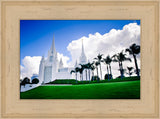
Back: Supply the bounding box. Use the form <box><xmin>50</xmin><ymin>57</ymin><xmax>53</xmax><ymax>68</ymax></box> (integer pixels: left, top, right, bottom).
<box><xmin>20</xmin><ymin>20</ymin><xmax>141</xmax><ymax>79</ymax></box>
<box><xmin>20</xmin><ymin>20</ymin><xmax>140</xmax><ymax>65</ymax></box>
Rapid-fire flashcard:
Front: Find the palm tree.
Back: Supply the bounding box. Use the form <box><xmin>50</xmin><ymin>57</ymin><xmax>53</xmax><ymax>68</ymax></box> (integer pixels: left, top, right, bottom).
<box><xmin>80</xmin><ymin>64</ymin><xmax>87</xmax><ymax>81</ymax></box>
<box><xmin>103</xmin><ymin>55</ymin><xmax>112</xmax><ymax>80</ymax></box>
<box><xmin>95</xmin><ymin>61</ymin><xmax>100</xmax><ymax>81</ymax></box>
<box><xmin>86</xmin><ymin>62</ymin><xmax>92</xmax><ymax>82</ymax></box>
<box><xmin>70</xmin><ymin>70</ymin><xmax>75</xmax><ymax>74</ymax></box>
<box><xmin>127</xmin><ymin>67</ymin><xmax>134</xmax><ymax>77</ymax></box>
<box><xmin>75</xmin><ymin>67</ymin><xmax>80</xmax><ymax>82</ymax></box>
<box><xmin>70</xmin><ymin>69</ymin><xmax>76</xmax><ymax>83</ymax></box>
<box><xmin>71</xmin><ymin>67</ymin><xmax>81</xmax><ymax>83</ymax></box>
<box><xmin>112</xmin><ymin>51</ymin><xmax>131</xmax><ymax>80</ymax></box>
<box><xmin>126</xmin><ymin>43</ymin><xmax>140</xmax><ymax>76</ymax></box>
<box><xmin>79</xmin><ymin>67</ymin><xmax>84</xmax><ymax>81</ymax></box>
<box><xmin>90</xmin><ymin>62</ymin><xmax>95</xmax><ymax>81</ymax></box>
<box><xmin>94</xmin><ymin>53</ymin><xmax>103</xmax><ymax>80</ymax></box>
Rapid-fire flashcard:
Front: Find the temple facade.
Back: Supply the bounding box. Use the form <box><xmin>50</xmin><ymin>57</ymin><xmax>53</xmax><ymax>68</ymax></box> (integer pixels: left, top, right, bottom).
<box><xmin>39</xmin><ymin>35</ymin><xmax>89</xmax><ymax>84</ymax></box>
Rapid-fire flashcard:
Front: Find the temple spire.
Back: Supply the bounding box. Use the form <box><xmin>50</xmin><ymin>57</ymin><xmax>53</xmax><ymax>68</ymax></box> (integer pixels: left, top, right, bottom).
<box><xmin>79</xmin><ymin>39</ymin><xmax>87</xmax><ymax>64</ymax></box>
<box><xmin>59</xmin><ymin>58</ymin><xmax>64</xmax><ymax>68</ymax></box>
<box><xmin>51</xmin><ymin>34</ymin><xmax>56</xmax><ymax>54</ymax></box>
<box><xmin>75</xmin><ymin>60</ymin><xmax>78</xmax><ymax>67</ymax></box>
<box><xmin>41</xmin><ymin>55</ymin><xmax>44</xmax><ymax>61</ymax></box>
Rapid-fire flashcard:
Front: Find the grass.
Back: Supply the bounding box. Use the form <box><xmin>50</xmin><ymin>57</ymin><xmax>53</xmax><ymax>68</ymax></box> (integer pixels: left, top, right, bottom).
<box><xmin>20</xmin><ymin>80</ymin><xmax>140</xmax><ymax>99</ymax></box>
<box><xmin>76</xmin><ymin>76</ymin><xmax>140</xmax><ymax>84</ymax></box>
<box><xmin>46</xmin><ymin>79</ymin><xmax>77</xmax><ymax>84</ymax></box>
<box><xmin>45</xmin><ymin>76</ymin><xmax>140</xmax><ymax>85</ymax></box>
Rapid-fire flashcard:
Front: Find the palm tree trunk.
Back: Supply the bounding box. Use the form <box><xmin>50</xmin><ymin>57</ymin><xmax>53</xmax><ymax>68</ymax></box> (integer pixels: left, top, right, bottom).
<box><xmin>120</xmin><ymin>62</ymin><xmax>124</xmax><ymax>80</ymax></box>
<box><xmin>121</xmin><ymin>62</ymin><xmax>124</xmax><ymax>77</ymax></box>
<box><xmin>99</xmin><ymin>63</ymin><xmax>102</xmax><ymax>80</ymax></box>
<box><xmin>96</xmin><ymin>67</ymin><xmax>99</xmax><ymax>81</ymax></box>
<box><xmin>76</xmin><ymin>72</ymin><xmax>77</xmax><ymax>83</ymax></box>
<box><xmin>133</xmin><ymin>54</ymin><xmax>139</xmax><ymax>76</ymax></box>
<box><xmin>128</xmin><ymin>71</ymin><xmax>131</xmax><ymax>77</ymax></box>
<box><xmin>85</xmin><ymin>69</ymin><xmax>87</xmax><ymax>81</ymax></box>
<box><xmin>118</xmin><ymin>62</ymin><xmax>121</xmax><ymax>76</ymax></box>
<box><xmin>80</xmin><ymin>74</ymin><xmax>82</xmax><ymax>81</ymax></box>
<box><xmin>88</xmin><ymin>69</ymin><xmax>90</xmax><ymax>82</ymax></box>
<box><xmin>119</xmin><ymin>62</ymin><xmax>123</xmax><ymax>80</ymax></box>
<box><xmin>109</xmin><ymin>64</ymin><xmax>112</xmax><ymax>79</ymax></box>
<box><xmin>92</xmin><ymin>70</ymin><xmax>94</xmax><ymax>81</ymax></box>
<box><xmin>107</xmin><ymin>65</ymin><xmax>109</xmax><ymax>81</ymax></box>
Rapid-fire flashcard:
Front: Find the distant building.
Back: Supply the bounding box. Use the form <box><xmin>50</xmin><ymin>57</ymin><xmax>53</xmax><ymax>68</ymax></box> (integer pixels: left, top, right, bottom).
<box><xmin>39</xmin><ymin>35</ymin><xmax>90</xmax><ymax>84</ymax></box>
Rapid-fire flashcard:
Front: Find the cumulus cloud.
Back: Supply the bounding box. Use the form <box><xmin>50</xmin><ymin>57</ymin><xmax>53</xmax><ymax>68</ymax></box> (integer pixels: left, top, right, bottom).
<box><xmin>67</xmin><ymin>23</ymin><xmax>140</xmax><ymax>78</ymax></box>
<box><xmin>21</xmin><ymin>23</ymin><xmax>140</xmax><ymax>79</ymax></box>
<box><xmin>57</xmin><ymin>52</ymin><xmax>70</xmax><ymax>67</ymax></box>
<box><xmin>20</xmin><ymin>53</ymin><xmax>70</xmax><ymax>79</ymax></box>
<box><xmin>20</xmin><ymin>56</ymin><xmax>42</xmax><ymax>79</ymax></box>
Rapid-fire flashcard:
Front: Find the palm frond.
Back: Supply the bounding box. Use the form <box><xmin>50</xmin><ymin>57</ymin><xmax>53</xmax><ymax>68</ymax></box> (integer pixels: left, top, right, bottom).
<box><xmin>125</xmin><ymin>48</ymin><xmax>132</xmax><ymax>54</ymax></box>
<box><xmin>70</xmin><ymin>70</ymin><xmax>75</xmax><ymax>74</ymax></box>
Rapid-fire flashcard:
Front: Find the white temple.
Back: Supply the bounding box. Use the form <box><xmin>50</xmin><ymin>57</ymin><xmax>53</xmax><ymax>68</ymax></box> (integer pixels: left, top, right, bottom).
<box><xmin>39</xmin><ymin>35</ymin><xmax>89</xmax><ymax>84</ymax></box>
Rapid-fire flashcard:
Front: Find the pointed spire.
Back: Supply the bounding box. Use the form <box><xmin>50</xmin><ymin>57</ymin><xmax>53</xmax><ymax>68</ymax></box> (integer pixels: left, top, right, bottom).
<box><xmin>55</xmin><ymin>52</ymin><xmax>58</xmax><ymax>61</ymax></box>
<box><xmin>79</xmin><ymin>39</ymin><xmax>87</xmax><ymax>64</ymax></box>
<box><xmin>51</xmin><ymin>34</ymin><xmax>56</xmax><ymax>54</ymax></box>
<box><xmin>41</xmin><ymin>55</ymin><xmax>44</xmax><ymax>61</ymax></box>
<box><xmin>75</xmin><ymin>60</ymin><xmax>78</xmax><ymax>67</ymax></box>
<box><xmin>59</xmin><ymin>58</ymin><xmax>64</xmax><ymax>68</ymax></box>
<box><xmin>60</xmin><ymin>58</ymin><xmax>63</xmax><ymax>64</ymax></box>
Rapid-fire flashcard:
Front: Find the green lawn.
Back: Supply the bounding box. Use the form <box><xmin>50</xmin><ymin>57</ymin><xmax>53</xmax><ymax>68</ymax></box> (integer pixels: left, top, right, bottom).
<box><xmin>20</xmin><ymin>80</ymin><xmax>140</xmax><ymax>99</ymax></box>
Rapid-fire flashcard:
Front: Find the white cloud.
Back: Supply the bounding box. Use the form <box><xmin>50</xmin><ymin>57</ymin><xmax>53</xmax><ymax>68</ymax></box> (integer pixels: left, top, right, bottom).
<box><xmin>21</xmin><ymin>23</ymin><xmax>140</xmax><ymax>79</ymax></box>
<box><xmin>20</xmin><ymin>53</ymin><xmax>70</xmax><ymax>79</ymax></box>
<box><xmin>67</xmin><ymin>23</ymin><xmax>140</xmax><ymax>78</ymax></box>
<box><xmin>57</xmin><ymin>52</ymin><xmax>70</xmax><ymax>67</ymax></box>
<box><xmin>20</xmin><ymin>56</ymin><xmax>42</xmax><ymax>79</ymax></box>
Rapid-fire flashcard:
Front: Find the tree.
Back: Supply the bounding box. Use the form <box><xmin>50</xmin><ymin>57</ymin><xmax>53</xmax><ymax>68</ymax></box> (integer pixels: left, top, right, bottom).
<box><xmin>70</xmin><ymin>70</ymin><xmax>76</xmax><ymax>80</ymax></box>
<box><xmin>32</xmin><ymin>78</ymin><xmax>39</xmax><ymax>84</ymax></box>
<box><xmin>103</xmin><ymin>55</ymin><xmax>112</xmax><ymax>80</ymax></box>
<box><xmin>86</xmin><ymin>62</ymin><xmax>92</xmax><ymax>82</ymax></box>
<box><xmin>94</xmin><ymin>54</ymin><xmax>103</xmax><ymax>80</ymax></box>
<box><xmin>90</xmin><ymin>62</ymin><xmax>95</xmax><ymax>81</ymax></box>
<box><xmin>70</xmin><ymin>70</ymin><xmax>75</xmax><ymax>74</ymax></box>
<box><xmin>126</xmin><ymin>43</ymin><xmax>140</xmax><ymax>76</ymax></box>
<box><xmin>75</xmin><ymin>67</ymin><xmax>80</xmax><ymax>83</ymax></box>
<box><xmin>126</xmin><ymin>67</ymin><xmax>134</xmax><ymax>77</ymax></box>
<box><xmin>79</xmin><ymin>66</ymin><xmax>84</xmax><ymax>81</ymax></box>
<box><xmin>79</xmin><ymin>64</ymin><xmax>86</xmax><ymax>81</ymax></box>
<box><xmin>70</xmin><ymin>67</ymin><xmax>80</xmax><ymax>83</ymax></box>
<box><xmin>81</xmin><ymin>64</ymin><xmax>88</xmax><ymax>81</ymax></box>
<box><xmin>104</xmin><ymin>74</ymin><xmax>112</xmax><ymax>80</ymax></box>
<box><xmin>95</xmin><ymin>61</ymin><xmax>100</xmax><ymax>81</ymax></box>
<box><xmin>20</xmin><ymin>77</ymin><xmax>30</xmax><ymax>89</ymax></box>
<box><xmin>112</xmin><ymin>51</ymin><xmax>131</xmax><ymax>80</ymax></box>
<box><xmin>91</xmin><ymin>76</ymin><xmax>100</xmax><ymax>81</ymax></box>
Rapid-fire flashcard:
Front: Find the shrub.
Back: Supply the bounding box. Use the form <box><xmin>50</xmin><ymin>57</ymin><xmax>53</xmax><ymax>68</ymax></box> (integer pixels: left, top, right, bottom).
<box><xmin>20</xmin><ymin>77</ymin><xmax>30</xmax><ymax>88</ymax></box>
<box><xmin>32</xmin><ymin>78</ymin><xmax>39</xmax><ymax>84</ymax></box>
<box><xmin>23</xmin><ymin>77</ymin><xmax>30</xmax><ymax>84</ymax></box>
<box><xmin>91</xmin><ymin>76</ymin><xmax>100</xmax><ymax>81</ymax></box>
<box><xmin>104</xmin><ymin>74</ymin><xmax>112</xmax><ymax>80</ymax></box>
<box><xmin>46</xmin><ymin>79</ymin><xmax>78</xmax><ymax>84</ymax></box>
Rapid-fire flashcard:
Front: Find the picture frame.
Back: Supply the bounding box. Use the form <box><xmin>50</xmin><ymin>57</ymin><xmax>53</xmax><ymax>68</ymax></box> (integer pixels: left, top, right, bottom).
<box><xmin>0</xmin><ymin>0</ymin><xmax>159</xmax><ymax>118</ymax></box>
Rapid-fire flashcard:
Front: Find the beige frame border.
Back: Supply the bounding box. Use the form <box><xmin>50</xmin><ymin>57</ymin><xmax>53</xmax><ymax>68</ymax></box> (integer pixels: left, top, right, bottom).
<box><xmin>0</xmin><ymin>0</ymin><xmax>159</xmax><ymax>119</ymax></box>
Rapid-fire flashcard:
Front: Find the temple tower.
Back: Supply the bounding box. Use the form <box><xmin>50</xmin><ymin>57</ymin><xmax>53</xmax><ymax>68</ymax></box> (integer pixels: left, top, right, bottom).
<box><xmin>79</xmin><ymin>39</ymin><xmax>87</xmax><ymax>64</ymax></box>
